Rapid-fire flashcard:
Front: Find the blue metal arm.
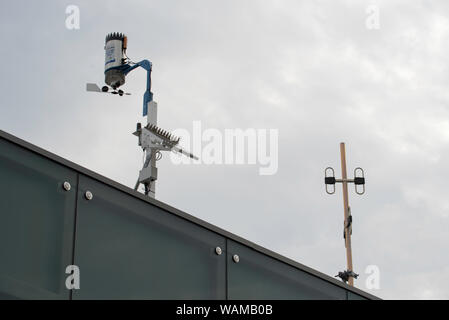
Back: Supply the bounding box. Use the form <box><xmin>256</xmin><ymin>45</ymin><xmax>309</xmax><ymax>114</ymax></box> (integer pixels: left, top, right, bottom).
<box><xmin>121</xmin><ymin>60</ymin><xmax>153</xmax><ymax>116</ymax></box>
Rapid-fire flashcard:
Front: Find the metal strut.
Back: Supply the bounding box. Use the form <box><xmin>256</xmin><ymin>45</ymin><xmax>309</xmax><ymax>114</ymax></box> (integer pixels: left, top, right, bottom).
<box><xmin>119</xmin><ymin>59</ymin><xmax>158</xmax><ymax>197</ymax></box>
<box><xmin>120</xmin><ymin>59</ymin><xmax>153</xmax><ymax>116</ymax></box>
<box><xmin>132</xmin><ymin>117</ymin><xmax>198</xmax><ymax>198</ymax></box>
<box><xmin>120</xmin><ymin>60</ymin><xmax>197</xmax><ymax>198</ymax></box>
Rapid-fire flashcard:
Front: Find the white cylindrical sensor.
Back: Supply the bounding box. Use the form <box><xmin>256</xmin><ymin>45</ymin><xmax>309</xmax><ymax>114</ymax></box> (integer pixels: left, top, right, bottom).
<box><xmin>104</xmin><ymin>32</ymin><xmax>127</xmax><ymax>89</ymax></box>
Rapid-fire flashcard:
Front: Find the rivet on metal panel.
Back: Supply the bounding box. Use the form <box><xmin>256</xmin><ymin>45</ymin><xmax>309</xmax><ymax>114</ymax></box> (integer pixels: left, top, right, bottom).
<box><xmin>233</xmin><ymin>254</ymin><xmax>240</xmax><ymax>263</ymax></box>
<box><xmin>85</xmin><ymin>190</ymin><xmax>93</xmax><ymax>200</ymax></box>
<box><xmin>215</xmin><ymin>247</ymin><xmax>222</xmax><ymax>255</ymax></box>
<box><xmin>62</xmin><ymin>181</ymin><xmax>71</xmax><ymax>191</ymax></box>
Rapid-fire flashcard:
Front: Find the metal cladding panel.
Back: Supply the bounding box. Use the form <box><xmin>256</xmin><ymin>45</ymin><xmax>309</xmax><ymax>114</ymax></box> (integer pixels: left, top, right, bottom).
<box><xmin>0</xmin><ymin>138</ymin><xmax>76</xmax><ymax>300</ymax></box>
<box><xmin>72</xmin><ymin>175</ymin><xmax>226</xmax><ymax>299</ymax></box>
<box><xmin>347</xmin><ymin>291</ymin><xmax>368</xmax><ymax>300</ymax></box>
<box><xmin>227</xmin><ymin>240</ymin><xmax>347</xmax><ymax>300</ymax></box>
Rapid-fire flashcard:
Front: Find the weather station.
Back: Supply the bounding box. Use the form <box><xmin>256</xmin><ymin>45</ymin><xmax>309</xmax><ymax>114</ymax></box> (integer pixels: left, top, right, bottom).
<box><xmin>87</xmin><ymin>32</ymin><xmax>197</xmax><ymax>198</ymax></box>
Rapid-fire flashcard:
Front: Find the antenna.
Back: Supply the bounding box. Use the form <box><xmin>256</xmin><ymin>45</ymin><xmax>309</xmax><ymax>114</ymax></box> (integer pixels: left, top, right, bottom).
<box><xmin>324</xmin><ymin>142</ymin><xmax>365</xmax><ymax>286</ymax></box>
<box><xmin>87</xmin><ymin>32</ymin><xmax>197</xmax><ymax>198</ymax></box>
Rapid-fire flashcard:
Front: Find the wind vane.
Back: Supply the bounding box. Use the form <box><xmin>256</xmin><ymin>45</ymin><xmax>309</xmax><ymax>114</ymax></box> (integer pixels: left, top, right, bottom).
<box><xmin>87</xmin><ymin>32</ymin><xmax>197</xmax><ymax>198</ymax></box>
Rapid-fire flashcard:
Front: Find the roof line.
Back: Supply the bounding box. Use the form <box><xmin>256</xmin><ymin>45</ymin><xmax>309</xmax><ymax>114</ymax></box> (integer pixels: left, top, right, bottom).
<box><xmin>0</xmin><ymin>129</ymin><xmax>380</xmax><ymax>300</ymax></box>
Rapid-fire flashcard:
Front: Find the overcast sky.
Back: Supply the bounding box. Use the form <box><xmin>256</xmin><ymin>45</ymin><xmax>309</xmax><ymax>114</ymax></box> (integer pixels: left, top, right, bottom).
<box><xmin>2</xmin><ymin>0</ymin><xmax>449</xmax><ymax>299</ymax></box>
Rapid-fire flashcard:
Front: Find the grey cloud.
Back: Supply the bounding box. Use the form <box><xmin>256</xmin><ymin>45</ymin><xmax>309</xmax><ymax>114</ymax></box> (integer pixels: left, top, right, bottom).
<box><xmin>2</xmin><ymin>0</ymin><xmax>449</xmax><ymax>299</ymax></box>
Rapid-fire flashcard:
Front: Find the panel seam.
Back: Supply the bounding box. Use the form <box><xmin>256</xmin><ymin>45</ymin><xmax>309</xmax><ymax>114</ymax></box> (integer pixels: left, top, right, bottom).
<box><xmin>69</xmin><ymin>173</ymin><xmax>80</xmax><ymax>300</ymax></box>
<box><xmin>225</xmin><ymin>239</ymin><xmax>228</xmax><ymax>300</ymax></box>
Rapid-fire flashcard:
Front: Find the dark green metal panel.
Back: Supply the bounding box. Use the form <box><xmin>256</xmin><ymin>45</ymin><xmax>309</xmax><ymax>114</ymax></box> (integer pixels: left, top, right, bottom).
<box><xmin>227</xmin><ymin>240</ymin><xmax>347</xmax><ymax>300</ymax></box>
<box><xmin>347</xmin><ymin>291</ymin><xmax>368</xmax><ymax>300</ymax></box>
<box><xmin>0</xmin><ymin>139</ymin><xmax>76</xmax><ymax>300</ymax></box>
<box><xmin>72</xmin><ymin>175</ymin><xmax>226</xmax><ymax>299</ymax></box>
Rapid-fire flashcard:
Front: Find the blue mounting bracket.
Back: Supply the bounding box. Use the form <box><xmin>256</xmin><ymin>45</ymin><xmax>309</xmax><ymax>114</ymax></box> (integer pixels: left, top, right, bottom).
<box><xmin>114</xmin><ymin>59</ymin><xmax>153</xmax><ymax>116</ymax></box>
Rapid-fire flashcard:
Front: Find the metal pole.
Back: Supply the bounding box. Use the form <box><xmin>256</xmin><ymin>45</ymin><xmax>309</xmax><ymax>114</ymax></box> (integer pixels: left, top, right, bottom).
<box><xmin>340</xmin><ymin>142</ymin><xmax>354</xmax><ymax>286</ymax></box>
<box><xmin>148</xmin><ymin>153</ymin><xmax>156</xmax><ymax>198</ymax></box>
<box><xmin>146</xmin><ymin>99</ymin><xmax>157</xmax><ymax>199</ymax></box>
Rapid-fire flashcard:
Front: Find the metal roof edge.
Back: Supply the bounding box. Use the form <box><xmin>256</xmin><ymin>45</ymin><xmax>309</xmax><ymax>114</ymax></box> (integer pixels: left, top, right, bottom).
<box><xmin>0</xmin><ymin>129</ymin><xmax>380</xmax><ymax>300</ymax></box>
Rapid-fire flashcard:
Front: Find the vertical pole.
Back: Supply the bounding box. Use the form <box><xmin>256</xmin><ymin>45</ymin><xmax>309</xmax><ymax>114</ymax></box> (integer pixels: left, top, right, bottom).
<box><xmin>148</xmin><ymin>154</ymin><xmax>156</xmax><ymax>198</ymax></box>
<box><xmin>147</xmin><ymin>100</ymin><xmax>157</xmax><ymax>199</ymax></box>
<box><xmin>340</xmin><ymin>142</ymin><xmax>354</xmax><ymax>286</ymax></box>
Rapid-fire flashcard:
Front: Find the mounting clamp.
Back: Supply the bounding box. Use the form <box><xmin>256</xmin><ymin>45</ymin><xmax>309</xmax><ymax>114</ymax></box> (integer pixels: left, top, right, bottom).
<box><xmin>335</xmin><ymin>270</ymin><xmax>359</xmax><ymax>283</ymax></box>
